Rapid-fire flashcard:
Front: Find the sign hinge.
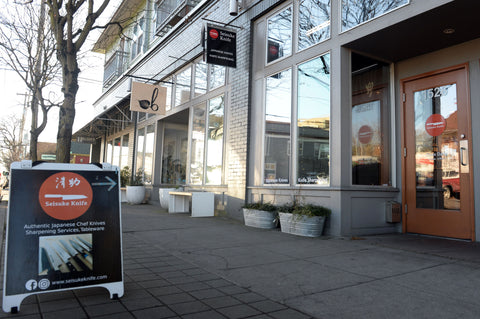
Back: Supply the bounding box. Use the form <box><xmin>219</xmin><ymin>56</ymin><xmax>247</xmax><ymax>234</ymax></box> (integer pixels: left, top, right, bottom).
<box><xmin>404</xmin><ymin>204</ymin><xmax>408</xmax><ymax>214</ymax></box>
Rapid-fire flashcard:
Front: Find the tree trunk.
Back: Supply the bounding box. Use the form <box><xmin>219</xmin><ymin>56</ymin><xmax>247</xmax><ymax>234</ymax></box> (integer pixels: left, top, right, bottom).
<box><xmin>56</xmin><ymin>53</ymin><xmax>79</xmax><ymax>163</ymax></box>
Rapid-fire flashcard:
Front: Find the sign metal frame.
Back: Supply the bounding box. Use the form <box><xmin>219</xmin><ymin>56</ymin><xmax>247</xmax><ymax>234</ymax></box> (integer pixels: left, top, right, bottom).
<box><xmin>2</xmin><ymin>161</ymin><xmax>124</xmax><ymax>313</ymax></box>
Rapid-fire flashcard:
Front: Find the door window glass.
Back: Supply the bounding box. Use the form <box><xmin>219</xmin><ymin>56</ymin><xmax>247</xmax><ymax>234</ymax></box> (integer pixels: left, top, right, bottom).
<box><xmin>414</xmin><ymin>84</ymin><xmax>459</xmax><ymax>209</ymax></box>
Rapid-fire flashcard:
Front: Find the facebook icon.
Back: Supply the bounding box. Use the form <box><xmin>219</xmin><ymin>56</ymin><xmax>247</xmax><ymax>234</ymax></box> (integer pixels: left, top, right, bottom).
<box><xmin>25</xmin><ymin>280</ymin><xmax>37</xmax><ymax>291</ymax></box>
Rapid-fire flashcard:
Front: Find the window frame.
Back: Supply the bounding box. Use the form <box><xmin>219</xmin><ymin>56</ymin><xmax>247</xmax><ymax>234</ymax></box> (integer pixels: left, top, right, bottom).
<box><xmin>188</xmin><ymin>94</ymin><xmax>226</xmax><ymax>186</ymax></box>
<box><xmin>261</xmin><ymin>52</ymin><xmax>331</xmax><ymax>187</ymax></box>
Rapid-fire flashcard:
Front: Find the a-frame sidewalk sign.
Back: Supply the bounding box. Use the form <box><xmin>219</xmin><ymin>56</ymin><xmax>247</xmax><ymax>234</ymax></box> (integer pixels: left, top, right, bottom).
<box><xmin>2</xmin><ymin>161</ymin><xmax>124</xmax><ymax>313</ymax></box>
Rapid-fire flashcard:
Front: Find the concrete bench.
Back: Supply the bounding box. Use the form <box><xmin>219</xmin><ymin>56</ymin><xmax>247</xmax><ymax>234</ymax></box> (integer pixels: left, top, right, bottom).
<box><xmin>168</xmin><ymin>191</ymin><xmax>214</xmax><ymax>217</ymax></box>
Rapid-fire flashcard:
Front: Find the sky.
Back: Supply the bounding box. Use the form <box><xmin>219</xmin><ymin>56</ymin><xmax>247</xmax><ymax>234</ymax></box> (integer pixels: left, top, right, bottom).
<box><xmin>0</xmin><ymin>57</ymin><xmax>103</xmax><ymax>143</ymax></box>
<box><xmin>0</xmin><ymin>1</ymin><xmax>116</xmax><ymax>144</ymax></box>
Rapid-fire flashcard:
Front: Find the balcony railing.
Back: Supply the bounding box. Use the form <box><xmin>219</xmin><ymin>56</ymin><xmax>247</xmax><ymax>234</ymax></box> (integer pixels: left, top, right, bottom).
<box><xmin>103</xmin><ymin>50</ymin><xmax>128</xmax><ymax>89</ymax></box>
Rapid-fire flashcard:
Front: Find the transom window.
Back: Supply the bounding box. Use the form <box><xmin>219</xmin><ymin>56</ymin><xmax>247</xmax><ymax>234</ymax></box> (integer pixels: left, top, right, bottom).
<box><xmin>266</xmin><ymin>1</ymin><xmax>330</xmax><ymax>65</ymax></box>
<box><xmin>342</xmin><ymin>0</ymin><xmax>409</xmax><ymax>31</ymax></box>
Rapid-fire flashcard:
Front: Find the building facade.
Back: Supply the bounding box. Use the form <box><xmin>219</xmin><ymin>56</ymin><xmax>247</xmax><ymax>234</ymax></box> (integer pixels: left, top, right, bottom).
<box><xmin>74</xmin><ymin>0</ymin><xmax>480</xmax><ymax>241</ymax></box>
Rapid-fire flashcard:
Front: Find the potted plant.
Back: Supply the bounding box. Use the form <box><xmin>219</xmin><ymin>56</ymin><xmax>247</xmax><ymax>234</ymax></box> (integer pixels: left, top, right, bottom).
<box><xmin>119</xmin><ymin>166</ymin><xmax>130</xmax><ymax>203</ymax></box>
<box><xmin>242</xmin><ymin>202</ymin><xmax>279</xmax><ymax>229</ymax></box>
<box><xmin>278</xmin><ymin>203</ymin><xmax>331</xmax><ymax>237</ymax></box>
<box><xmin>126</xmin><ymin>169</ymin><xmax>146</xmax><ymax>204</ymax></box>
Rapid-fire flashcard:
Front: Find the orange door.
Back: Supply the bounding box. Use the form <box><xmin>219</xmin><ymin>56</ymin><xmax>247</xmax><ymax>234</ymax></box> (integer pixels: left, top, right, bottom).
<box><xmin>402</xmin><ymin>66</ymin><xmax>474</xmax><ymax>240</ymax></box>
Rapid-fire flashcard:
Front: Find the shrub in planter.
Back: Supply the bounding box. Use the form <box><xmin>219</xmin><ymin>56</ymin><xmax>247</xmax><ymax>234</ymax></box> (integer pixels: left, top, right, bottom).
<box><xmin>278</xmin><ymin>203</ymin><xmax>331</xmax><ymax>237</ymax></box>
<box><xmin>242</xmin><ymin>203</ymin><xmax>279</xmax><ymax>229</ymax></box>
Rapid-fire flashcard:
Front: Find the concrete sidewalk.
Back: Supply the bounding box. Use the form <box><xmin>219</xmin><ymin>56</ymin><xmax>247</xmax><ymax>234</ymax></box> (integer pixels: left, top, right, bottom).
<box><xmin>1</xmin><ymin>201</ymin><xmax>480</xmax><ymax>318</ymax></box>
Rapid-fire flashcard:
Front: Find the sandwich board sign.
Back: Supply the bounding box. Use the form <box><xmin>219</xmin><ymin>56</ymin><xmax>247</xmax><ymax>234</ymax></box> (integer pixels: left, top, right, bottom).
<box><xmin>2</xmin><ymin>161</ymin><xmax>123</xmax><ymax>313</ymax></box>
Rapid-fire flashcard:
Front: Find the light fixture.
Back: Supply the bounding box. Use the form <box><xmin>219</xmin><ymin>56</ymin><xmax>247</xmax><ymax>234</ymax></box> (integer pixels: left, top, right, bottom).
<box><xmin>443</xmin><ymin>28</ymin><xmax>455</xmax><ymax>35</ymax></box>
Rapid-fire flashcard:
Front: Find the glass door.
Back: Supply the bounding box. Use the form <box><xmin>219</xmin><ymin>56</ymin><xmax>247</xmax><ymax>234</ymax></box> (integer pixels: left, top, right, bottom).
<box><xmin>403</xmin><ymin>66</ymin><xmax>474</xmax><ymax>240</ymax></box>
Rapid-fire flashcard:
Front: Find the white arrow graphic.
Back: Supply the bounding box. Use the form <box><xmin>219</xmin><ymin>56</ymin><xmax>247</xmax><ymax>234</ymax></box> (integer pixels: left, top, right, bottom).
<box><xmin>91</xmin><ymin>176</ymin><xmax>117</xmax><ymax>191</ymax></box>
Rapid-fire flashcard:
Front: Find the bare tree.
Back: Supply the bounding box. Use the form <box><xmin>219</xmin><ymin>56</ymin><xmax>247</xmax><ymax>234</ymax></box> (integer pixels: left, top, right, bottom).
<box><xmin>46</xmin><ymin>0</ymin><xmax>110</xmax><ymax>163</ymax></box>
<box><xmin>0</xmin><ymin>1</ymin><xmax>62</xmax><ymax>161</ymax></box>
<box><xmin>0</xmin><ymin>114</ymin><xmax>25</xmax><ymax>170</ymax></box>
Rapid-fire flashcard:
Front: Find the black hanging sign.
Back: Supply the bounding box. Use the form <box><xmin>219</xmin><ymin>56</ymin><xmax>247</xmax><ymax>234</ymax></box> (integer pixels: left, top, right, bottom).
<box><xmin>205</xmin><ymin>24</ymin><xmax>237</xmax><ymax>68</ymax></box>
<box><xmin>2</xmin><ymin>161</ymin><xmax>123</xmax><ymax>313</ymax></box>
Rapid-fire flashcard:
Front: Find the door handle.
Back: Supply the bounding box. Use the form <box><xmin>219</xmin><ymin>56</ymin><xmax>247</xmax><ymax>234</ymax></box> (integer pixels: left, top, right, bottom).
<box><xmin>459</xmin><ymin>140</ymin><xmax>469</xmax><ymax>173</ymax></box>
<box><xmin>460</xmin><ymin>147</ymin><xmax>467</xmax><ymax>166</ymax></box>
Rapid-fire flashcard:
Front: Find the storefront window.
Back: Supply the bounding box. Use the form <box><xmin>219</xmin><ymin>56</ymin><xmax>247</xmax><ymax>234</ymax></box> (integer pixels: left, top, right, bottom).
<box><xmin>206</xmin><ymin>95</ymin><xmax>224</xmax><ymax>185</ymax></box>
<box><xmin>264</xmin><ymin>69</ymin><xmax>291</xmax><ymax>184</ymax></box>
<box><xmin>162</xmin><ymin>125</ymin><xmax>187</xmax><ymax>185</ymax></box>
<box><xmin>161</xmin><ymin>78</ymin><xmax>172</xmax><ymax>111</ymax></box>
<box><xmin>209</xmin><ymin>64</ymin><xmax>225</xmax><ymax>90</ymax></box>
<box><xmin>113</xmin><ymin>137</ymin><xmax>121</xmax><ymax>167</ymax></box>
<box><xmin>190</xmin><ymin>104</ymin><xmax>206</xmax><ymax>185</ymax></box>
<box><xmin>298</xmin><ymin>0</ymin><xmax>330</xmax><ymax>51</ymax></box>
<box><xmin>267</xmin><ymin>6</ymin><xmax>292</xmax><ymax>64</ymax></box>
<box><xmin>351</xmin><ymin>53</ymin><xmax>391</xmax><ymax>186</ymax></box>
<box><xmin>342</xmin><ymin>0</ymin><xmax>409</xmax><ymax>31</ymax></box>
<box><xmin>144</xmin><ymin>125</ymin><xmax>155</xmax><ymax>184</ymax></box>
<box><xmin>194</xmin><ymin>61</ymin><xmax>207</xmax><ymax>97</ymax></box>
<box><xmin>297</xmin><ymin>54</ymin><xmax>330</xmax><ymax>185</ymax></box>
<box><xmin>121</xmin><ymin>134</ymin><xmax>129</xmax><ymax>169</ymax></box>
<box><xmin>106</xmin><ymin>141</ymin><xmax>113</xmax><ymax>164</ymax></box>
<box><xmin>136</xmin><ymin>127</ymin><xmax>145</xmax><ymax>173</ymax></box>
<box><xmin>175</xmin><ymin>67</ymin><xmax>191</xmax><ymax>107</ymax></box>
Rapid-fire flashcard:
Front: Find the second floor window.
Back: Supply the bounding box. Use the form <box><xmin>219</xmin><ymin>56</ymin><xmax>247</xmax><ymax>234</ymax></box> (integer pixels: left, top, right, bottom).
<box><xmin>131</xmin><ymin>17</ymin><xmax>145</xmax><ymax>60</ymax></box>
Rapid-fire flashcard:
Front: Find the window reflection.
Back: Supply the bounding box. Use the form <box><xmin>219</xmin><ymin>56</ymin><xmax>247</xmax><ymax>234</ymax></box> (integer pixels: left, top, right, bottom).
<box><xmin>298</xmin><ymin>0</ymin><xmax>330</xmax><ymax>51</ymax></box>
<box><xmin>297</xmin><ymin>54</ymin><xmax>330</xmax><ymax>185</ymax></box>
<box><xmin>342</xmin><ymin>0</ymin><xmax>408</xmax><ymax>31</ymax></box>
<box><xmin>264</xmin><ymin>69</ymin><xmax>291</xmax><ymax>184</ymax></box>
<box><xmin>414</xmin><ymin>84</ymin><xmax>459</xmax><ymax>210</ymax></box>
<box><xmin>267</xmin><ymin>7</ymin><xmax>292</xmax><ymax>64</ymax></box>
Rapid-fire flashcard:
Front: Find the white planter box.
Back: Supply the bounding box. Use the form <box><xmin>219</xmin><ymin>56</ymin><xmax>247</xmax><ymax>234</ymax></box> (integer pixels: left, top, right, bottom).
<box><xmin>126</xmin><ymin>185</ymin><xmax>146</xmax><ymax>204</ymax></box>
<box><xmin>279</xmin><ymin>212</ymin><xmax>326</xmax><ymax>237</ymax></box>
<box><xmin>243</xmin><ymin>208</ymin><xmax>278</xmax><ymax>229</ymax></box>
<box><xmin>159</xmin><ymin>188</ymin><xmax>176</xmax><ymax>209</ymax></box>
